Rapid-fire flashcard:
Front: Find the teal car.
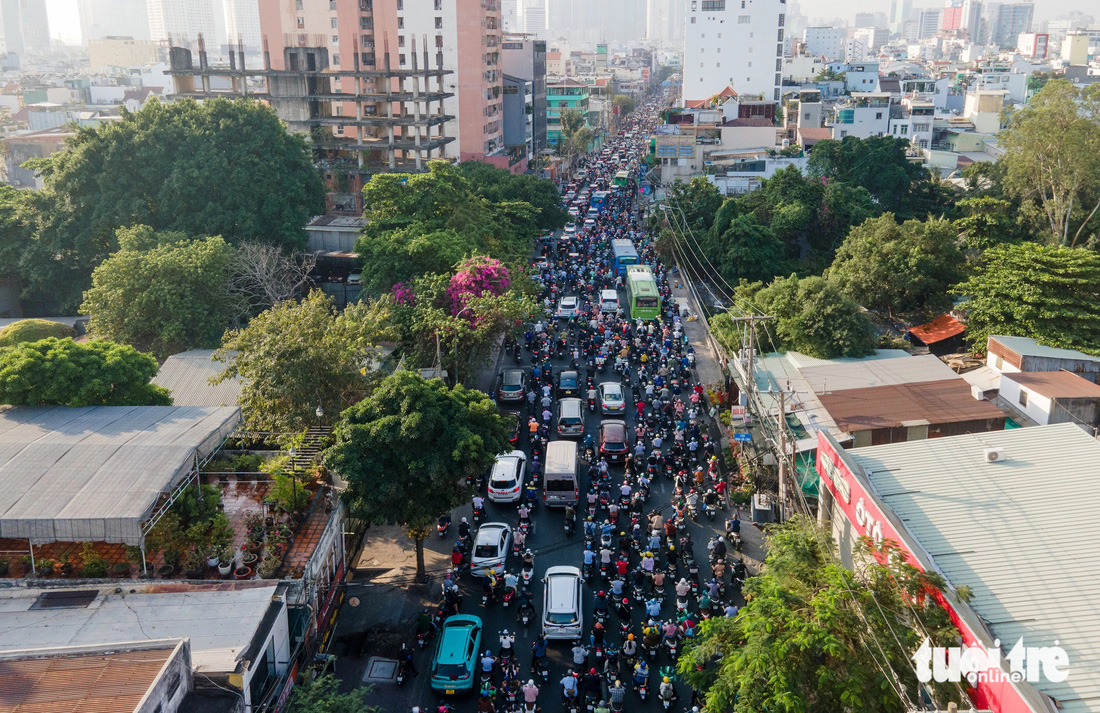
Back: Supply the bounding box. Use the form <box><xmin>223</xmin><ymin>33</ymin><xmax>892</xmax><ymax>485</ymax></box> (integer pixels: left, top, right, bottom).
<box><xmin>429</xmin><ymin>615</ymin><xmax>483</xmax><ymax>695</ymax></box>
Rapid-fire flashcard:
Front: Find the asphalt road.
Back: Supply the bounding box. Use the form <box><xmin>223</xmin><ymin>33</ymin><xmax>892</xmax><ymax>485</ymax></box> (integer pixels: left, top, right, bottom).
<box><xmin>413</xmin><ymin>271</ymin><xmax>738</xmax><ymax>713</ymax></box>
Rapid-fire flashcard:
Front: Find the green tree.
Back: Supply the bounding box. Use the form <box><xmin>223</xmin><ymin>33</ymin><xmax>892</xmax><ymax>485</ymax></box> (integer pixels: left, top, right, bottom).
<box><xmin>0</xmin><ymin>319</ymin><xmax>74</xmax><ymax>347</ymax></box>
<box><xmin>215</xmin><ymin>291</ymin><xmax>383</xmax><ymax>436</ymax></box>
<box><xmin>325</xmin><ymin>371</ymin><xmax>510</xmax><ymax>579</ymax></box>
<box><xmin>828</xmin><ymin>213</ymin><xmax>966</xmax><ymax>317</ymax></box>
<box><xmin>355</xmin><ymin>162</ymin><xmax>536</xmax><ymax>293</ymax></box>
<box><xmin>664</xmin><ymin>177</ymin><xmax>724</xmax><ymax>236</ymax></box>
<box><xmin>22</xmin><ymin>98</ymin><xmax>325</xmax><ymax>310</ymax></box>
<box><xmin>80</xmin><ymin>226</ymin><xmax>236</xmax><ymax>359</ymax></box>
<box><xmin>286</xmin><ymin>672</ymin><xmax>376</xmax><ymax>713</ymax></box>
<box><xmin>807</xmin><ymin>136</ymin><xmax>938</xmax><ymax>217</ymax></box>
<box><xmin>679</xmin><ymin>516</ymin><xmax>963</xmax><ymax>713</ymax></box>
<box><xmin>612</xmin><ymin>93</ymin><xmax>637</xmax><ymax>116</ymax></box>
<box><xmin>814</xmin><ymin>67</ymin><xmax>847</xmax><ymax>83</ymax></box>
<box><xmin>0</xmin><ymin>185</ymin><xmax>33</xmax><ymax>280</ymax></box>
<box><xmin>953</xmin><ymin>242</ymin><xmax>1100</xmax><ymax>354</ymax></box>
<box><xmin>709</xmin><ymin>214</ymin><xmax>786</xmax><ymax>283</ymax></box>
<box><xmin>999</xmin><ymin>80</ymin><xmax>1100</xmax><ymax>246</ymax></box>
<box><xmin>557</xmin><ymin>108</ymin><xmax>595</xmax><ymax>168</ymax></box>
<box><xmin>726</xmin><ymin>275</ymin><xmax>877</xmax><ymax>358</ymax></box>
<box><xmin>954</xmin><ymin>196</ymin><xmax>1024</xmax><ymax>254</ymax></box>
<box><xmin>455</xmin><ymin>161</ymin><xmax>569</xmax><ymax>232</ymax></box>
<box><xmin>0</xmin><ymin>338</ymin><xmax>171</xmax><ymax>406</ymax></box>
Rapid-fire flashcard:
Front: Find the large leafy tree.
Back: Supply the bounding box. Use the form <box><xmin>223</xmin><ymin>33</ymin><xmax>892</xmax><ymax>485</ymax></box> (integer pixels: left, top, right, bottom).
<box><xmin>807</xmin><ymin>135</ymin><xmax>943</xmax><ymax>218</ymax></box>
<box><xmin>953</xmin><ymin>242</ymin><xmax>1100</xmax><ymax>354</ymax></box>
<box><xmin>954</xmin><ymin>196</ymin><xmax>1025</xmax><ymax>254</ymax></box>
<box><xmin>80</xmin><ymin>226</ymin><xmax>236</xmax><ymax>359</ymax></box>
<box><xmin>709</xmin><ymin>214</ymin><xmax>786</xmax><ymax>284</ymax></box>
<box><xmin>0</xmin><ymin>185</ymin><xmax>33</xmax><ymax>281</ymax></box>
<box><xmin>355</xmin><ymin>162</ymin><xmax>536</xmax><ymax>293</ymax></box>
<box><xmin>665</xmin><ymin>177</ymin><xmax>724</xmax><ymax>236</ymax></box>
<box><xmin>215</xmin><ymin>291</ymin><xmax>383</xmax><ymax>436</ymax></box>
<box><xmin>456</xmin><ymin>161</ymin><xmax>569</xmax><ymax>232</ymax></box>
<box><xmin>0</xmin><ymin>337</ymin><xmax>171</xmax><ymax>406</ymax></box>
<box><xmin>22</xmin><ymin>98</ymin><xmax>325</xmax><ymax>310</ymax></box>
<box><xmin>325</xmin><ymin>371</ymin><xmax>510</xmax><ymax>579</ymax></box>
<box><xmin>286</xmin><ymin>673</ymin><xmax>376</xmax><ymax>713</ymax></box>
<box><xmin>725</xmin><ymin>276</ymin><xmax>877</xmax><ymax>359</ymax></box>
<box><xmin>828</xmin><ymin>213</ymin><xmax>965</xmax><ymax>318</ymax></box>
<box><xmin>557</xmin><ymin>108</ymin><xmax>594</xmax><ymax>167</ymax></box>
<box><xmin>679</xmin><ymin>516</ymin><xmax>963</xmax><ymax>713</ymax></box>
<box><xmin>999</xmin><ymin>80</ymin><xmax>1100</xmax><ymax>246</ymax></box>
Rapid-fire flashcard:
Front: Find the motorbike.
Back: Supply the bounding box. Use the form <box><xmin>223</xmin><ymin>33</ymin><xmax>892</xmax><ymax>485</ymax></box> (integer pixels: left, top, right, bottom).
<box><xmin>587</xmin><ymin>395</ymin><xmax>597</xmax><ymax>412</ymax></box>
<box><xmin>502</xmin><ymin>588</ymin><xmax>516</xmax><ymax>608</ymax></box>
<box><xmin>705</xmin><ymin>501</ymin><xmax>716</xmax><ymax>520</ymax></box>
<box><xmin>565</xmin><ymin>517</ymin><xmax>575</xmax><ymax>537</ymax></box>
<box><xmin>635</xmin><ymin>675</ymin><xmax>649</xmax><ymax>700</ymax></box>
<box><xmin>664</xmin><ymin>635</ymin><xmax>678</xmax><ymax>661</ymax></box>
<box><xmin>659</xmin><ymin>684</ymin><xmax>676</xmax><ymax>710</ymax></box>
<box><xmin>518</xmin><ymin>599</ymin><xmax>534</xmax><ymax>627</ymax></box>
<box><xmin>472</xmin><ymin>504</ymin><xmax>485</xmax><ymax>528</ymax></box>
<box><xmin>437</xmin><ymin>514</ymin><xmax>451</xmax><ymax>538</ymax></box>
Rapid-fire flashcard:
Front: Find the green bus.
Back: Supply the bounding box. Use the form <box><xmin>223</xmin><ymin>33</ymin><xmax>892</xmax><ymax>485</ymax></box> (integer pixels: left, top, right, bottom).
<box><xmin>614</xmin><ymin>170</ymin><xmax>631</xmax><ymax>188</ymax></box>
<box><xmin>626</xmin><ymin>268</ymin><xmax>661</xmax><ymax>320</ymax></box>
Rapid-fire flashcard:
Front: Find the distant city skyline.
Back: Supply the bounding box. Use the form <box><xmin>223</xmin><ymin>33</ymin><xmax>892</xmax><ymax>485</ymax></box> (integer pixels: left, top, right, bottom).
<box><xmin>44</xmin><ymin>0</ymin><xmax>1097</xmax><ymax>47</ymax></box>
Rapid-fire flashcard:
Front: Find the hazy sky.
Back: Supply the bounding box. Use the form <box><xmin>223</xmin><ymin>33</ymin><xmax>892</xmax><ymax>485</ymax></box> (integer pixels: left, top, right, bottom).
<box><xmin>44</xmin><ymin>0</ymin><xmax>1095</xmax><ymax>46</ymax></box>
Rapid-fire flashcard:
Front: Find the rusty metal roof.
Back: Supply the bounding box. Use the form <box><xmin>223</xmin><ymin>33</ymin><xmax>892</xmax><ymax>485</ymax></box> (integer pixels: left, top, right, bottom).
<box><xmin>0</xmin><ymin>645</ymin><xmax>175</xmax><ymax>712</ymax></box>
<box><xmin>906</xmin><ymin>313</ymin><xmax>966</xmax><ymax>345</ymax></box>
<box><xmin>1001</xmin><ymin>371</ymin><xmax>1100</xmax><ymax>399</ymax></box>
<box><xmin>817</xmin><ymin>379</ymin><xmax>1005</xmax><ymax>432</ymax></box>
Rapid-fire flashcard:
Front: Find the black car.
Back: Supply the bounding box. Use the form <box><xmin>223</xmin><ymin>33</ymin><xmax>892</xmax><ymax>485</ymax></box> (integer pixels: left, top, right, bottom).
<box><xmin>556</xmin><ymin>370</ymin><xmax>580</xmax><ymax>397</ymax></box>
<box><xmin>599</xmin><ymin>420</ymin><xmax>630</xmax><ymax>463</ymax></box>
<box><xmin>498</xmin><ymin>368</ymin><xmax>527</xmax><ymax>403</ymax></box>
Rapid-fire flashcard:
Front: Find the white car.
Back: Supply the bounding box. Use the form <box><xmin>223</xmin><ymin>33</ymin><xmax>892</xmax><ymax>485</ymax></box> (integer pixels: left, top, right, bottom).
<box><xmin>564</xmin><ymin>223</ymin><xmax>577</xmax><ymax>235</ymax></box>
<box><xmin>555</xmin><ymin>296</ymin><xmax>580</xmax><ymax>319</ymax></box>
<box><xmin>584</xmin><ymin>218</ymin><xmax>596</xmax><ymax>229</ymax></box>
<box><xmin>487</xmin><ymin>450</ymin><xmax>527</xmax><ymax>503</ymax></box>
<box><xmin>599</xmin><ymin>382</ymin><xmax>626</xmax><ymax>415</ymax></box>
<box><xmin>542</xmin><ymin>566</ymin><xmax>583</xmax><ymax>639</ymax></box>
<box><xmin>470</xmin><ymin>522</ymin><xmax>512</xmax><ymax>577</ymax></box>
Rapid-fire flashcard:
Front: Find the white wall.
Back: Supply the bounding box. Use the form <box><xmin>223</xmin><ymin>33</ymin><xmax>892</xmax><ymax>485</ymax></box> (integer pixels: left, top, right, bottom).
<box><xmin>683</xmin><ymin>0</ymin><xmax>785</xmax><ymax>104</ymax></box>
<box><xmin>803</xmin><ymin>26</ymin><xmax>844</xmax><ymax>60</ymax></box>
<box><xmin>998</xmin><ymin>377</ymin><xmax>1053</xmax><ymax>425</ymax></box>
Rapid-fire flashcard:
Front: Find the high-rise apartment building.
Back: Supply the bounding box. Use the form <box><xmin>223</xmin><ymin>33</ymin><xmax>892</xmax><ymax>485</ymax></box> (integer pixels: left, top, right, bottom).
<box><xmin>2</xmin><ymin>0</ymin><xmax>50</xmax><ymax>55</ymax></box>
<box><xmin>941</xmin><ymin>0</ymin><xmax>981</xmax><ymax>38</ymax></box>
<box><xmin>223</xmin><ymin>0</ymin><xmax>260</xmax><ymax>51</ymax></box>
<box><xmin>987</xmin><ymin>3</ymin><xmax>1032</xmax><ymax>47</ymax></box>
<box><xmin>853</xmin><ymin>11</ymin><xmax>886</xmax><ymax>28</ymax></box>
<box><xmin>647</xmin><ymin>0</ymin><xmax>686</xmax><ymax>47</ymax></box>
<box><xmin>683</xmin><ymin>0</ymin><xmax>785</xmax><ymax>106</ymax></box>
<box><xmin>147</xmin><ymin>0</ymin><xmax>216</xmax><ymax>49</ymax></box>
<box><xmin>917</xmin><ymin>9</ymin><xmax>942</xmax><ymax>39</ymax></box>
<box><xmin>802</xmin><ymin>26</ymin><xmax>844</xmax><ymax>60</ymax></box>
<box><xmin>78</xmin><ymin>0</ymin><xmax>151</xmax><ymax>42</ymax></box>
<box><xmin>888</xmin><ymin>0</ymin><xmax>912</xmax><ymax>34</ymax></box>
<box><xmin>853</xmin><ymin>26</ymin><xmax>889</xmax><ymax>51</ymax></box>
<box><xmin>519</xmin><ymin>0</ymin><xmax>547</xmax><ymax>38</ymax></box>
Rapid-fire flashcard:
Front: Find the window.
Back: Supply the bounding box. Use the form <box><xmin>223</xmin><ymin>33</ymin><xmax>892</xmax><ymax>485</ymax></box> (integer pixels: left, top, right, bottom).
<box><xmin>330</xmin><ymin>0</ymin><xmax>338</xmax><ymax>8</ymax></box>
<box><xmin>778</xmin><ymin>13</ymin><xmax>784</xmax><ymax>26</ymax></box>
<box><xmin>296</xmin><ymin>0</ymin><xmax>303</xmax><ymax>8</ymax></box>
<box><xmin>362</xmin><ymin>52</ymin><xmax>375</xmax><ymax>65</ymax></box>
<box><xmin>875</xmin><ymin>112</ymin><xmax>882</xmax><ymax>119</ymax></box>
<box><xmin>435</xmin><ymin>16</ymin><xmax>443</xmax><ymax>28</ymax></box>
<box><xmin>333</xmin><ymin>53</ymin><xmax>340</xmax><ymax>64</ymax></box>
<box><xmin>1019</xmin><ymin>390</ymin><xmax>1028</xmax><ymax>407</ymax></box>
<box><xmin>296</xmin><ymin>16</ymin><xmax>304</xmax><ymax>28</ymax></box>
<box><xmin>331</xmin><ymin>17</ymin><xmax>338</xmax><ymax>28</ymax></box>
<box><xmin>397</xmin><ymin>0</ymin><xmax>403</xmax><ymax>8</ymax></box>
<box><xmin>738</xmin><ymin>14</ymin><xmax>750</xmax><ymax>22</ymax></box>
<box><xmin>336</xmin><ymin>124</ymin><xmax>344</xmax><ymax>135</ymax></box>
<box><xmin>740</xmin><ymin>0</ymin><xmax>745</xmax><ymax>6</ymax></box>
<box><xmin>360</xmin><ymin>16</ymin><xmax>371</xmax><ymax>28</ymax></box>
<box><xmin>332</xmin><ymin>35</ymin><xmax>339</xmax><ymax>43</ymax></box>
<box><xmin>700</xmin><ymin>47</ymin><xmax>704</xmax><ymax>53</ymax></box>
<box><xmin>716</xmin><ymin>47</ymin><xmax>720</xmax><ymax>53</ymax></box>
<box><xmin>399</xmin><ymin>53</ymin><xmax>406</xmax><ymax>65</ymax></box>
<box><xmin>701</xmin><ymin>0</ymin><xmax>725</xmax><ymax>9</ymax></box>
<box><xmin>776</xmin><ymin>59</ymin><xmax>781</xmax><ymax>70</ymax></box>
<box><xmin>436</xmin><ymin>34</ymin><xmax>444</xmax><ymax>47</ymax></box>
<box><xmin>690</xmin><ymin>16</ymin><xmax>695</xmax><ymax>22</ymax></box>
<box><xmin>900</xmin><ymin>125</ymin><xmax>908</xmax><ymax>135</ymax></box>
<box><xmin>397</xmin><ymin>17</ymin><xmax>404</xmax><ymax>28</ymax></box>
<box><xmin>717</xmin><ymin>32</ymin><xmax>721</xmax><ymax>38</ymax></box>
<box><xmin>435</xmin><ymin>0</ymin><xmax>442</xmax><ymax>8</ymax></box>
<box><xmin>398</xmin><ymin>35</ymin><xmax>405</xmax><ymax>46</ymax></box>
<box><xmin>777</xmin><ymin>29</ymin><xmax>783</xmax><ymax>41</ymax></box>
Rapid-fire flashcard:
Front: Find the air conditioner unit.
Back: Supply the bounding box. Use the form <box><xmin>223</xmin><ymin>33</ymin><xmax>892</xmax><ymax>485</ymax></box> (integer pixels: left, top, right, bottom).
<box><xmin>984</xmin><ymin>447</ymin><xmax>1006</xmax><ymax>463</ymax></box>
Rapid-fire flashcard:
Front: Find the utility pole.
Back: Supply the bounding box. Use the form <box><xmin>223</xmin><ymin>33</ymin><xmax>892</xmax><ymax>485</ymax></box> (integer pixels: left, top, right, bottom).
<box><xmin>778</xmin><ymin>389</ymin><xmax>787</xmax><ymax>521</ymax></box>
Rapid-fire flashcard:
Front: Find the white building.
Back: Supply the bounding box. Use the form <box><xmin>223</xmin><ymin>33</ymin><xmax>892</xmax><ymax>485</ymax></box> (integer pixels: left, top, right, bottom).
<box><xmin>146</xmin><ymin>0</ymin><xmax>216</xmax><ymax>49</ymax></box>
<box><xmin>223</xmin><ymin>0</ymin><xmax>260</xmax><ymax>51</ymax></box>
<box><xmin>844</xmin><ymin>61</ymin><xmax>880</xmax><ymax>92</ymax></box>
<box><xmin>802</xmin><ymin>26</ymin><xmax>844</xmax><ymax>60</ymax></box>
<box><xmin>683</xmin><ymin>0</ymin><xmax>786</xmax><ymax>106</ymax></box>
<box><xmin>845</xmin><ymin>38</ymin><xmax>868</xmax><ymax>62</ymax></box>
<box><xmin>78</xmin><ymin>0</ymin><xmax>150</xmax><ymax>42</ymax></box>
<box><xmin>853</xmin><ymin>26</ymin><xmax>889</xmax><ymax>51</ymax></box>
<box><xmin>829</xmin><ymin>92</ymin><xmax>892</xmax><ymax>139</ymax></box>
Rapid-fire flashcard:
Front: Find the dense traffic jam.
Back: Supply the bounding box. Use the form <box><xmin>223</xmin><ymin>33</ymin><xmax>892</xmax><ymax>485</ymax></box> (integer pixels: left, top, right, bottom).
<box><xmin>411</xmin><ymin>88</ymin><xmax>747</xmax><ymax>713</ymax></box>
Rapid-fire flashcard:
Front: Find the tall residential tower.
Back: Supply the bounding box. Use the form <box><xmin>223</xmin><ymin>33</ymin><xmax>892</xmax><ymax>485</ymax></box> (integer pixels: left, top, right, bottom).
<box><xmin>683</xmin><ymin>0</ymin><xmax>785</xmax><ymax>105</ymax></box>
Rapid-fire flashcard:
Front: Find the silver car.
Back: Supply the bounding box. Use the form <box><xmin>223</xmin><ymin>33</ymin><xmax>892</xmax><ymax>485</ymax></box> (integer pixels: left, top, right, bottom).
<box><xmin>599</xmin><ymin>381</ymin><xmax>626</xmax><ymax>416</ymax></box>
<box><xmin>470</xmin><ymin>523</ymin><xmax>512</xmax><ymax>578</ymax></box>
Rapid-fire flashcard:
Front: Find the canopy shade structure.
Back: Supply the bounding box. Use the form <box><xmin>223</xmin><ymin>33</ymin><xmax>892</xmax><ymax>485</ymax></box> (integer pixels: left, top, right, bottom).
<box><xmin>0</xmin><ymin>406</ymin><xmax>241</xmax><ymax>545</ymax></box>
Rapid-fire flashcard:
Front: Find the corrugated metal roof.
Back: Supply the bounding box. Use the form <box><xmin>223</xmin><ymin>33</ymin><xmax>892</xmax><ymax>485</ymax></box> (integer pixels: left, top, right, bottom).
<box><xmin>0</xmin><ymin>645</ymin><xmax>176</xmax><ymax>713</ymax></box>
<box><xmin>990</xmin><ymin>335</ymin><xmax>1100</xmax><ymax>363</ymax></box>
<box><xmin>0</xmin><ymin>406</ymin><xmax>240</xmax><ymax>545</ymax></box>
<box><xmin>801</xmin><ymin>354</ymin><xmax>957</xmax><ymax>394</ymax></box>
<box><xmin>817</xmin><ymin>379</ymin><xmax>1005</xmax><ymax>431</ymax></box>
<box><xmin>153</xmin><ymin>350</ymin><xmax>242</xmax><ymax>408</ymax></box>
<box><xmin>1002</xmin><ymin>371</ymin><xmax>1100</xmax><ymax>399</ymax></box>
<box><xmin>849</xmin><ymin>424</ymin><xmax>1100</xmax><ymax>712</ymax></box>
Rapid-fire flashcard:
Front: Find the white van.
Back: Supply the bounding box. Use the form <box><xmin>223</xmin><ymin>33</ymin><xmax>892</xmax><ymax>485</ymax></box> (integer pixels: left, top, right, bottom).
<box><xmin>600</xmin><ymin>289</ymin><xmax>619</xmax><ymax>313</ymax></box>
<box><xmin>543</xmin><ymin>566</ymin><xmax>583</xmax><ymax>639</ymax></box>
<box><xmin>542</xmin><ymin>441</ymin><xmax>579</xmax><ymax>507</ymax></box>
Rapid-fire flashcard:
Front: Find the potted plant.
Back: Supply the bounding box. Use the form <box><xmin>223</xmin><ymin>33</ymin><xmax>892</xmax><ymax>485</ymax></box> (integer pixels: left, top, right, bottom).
<box><xmin>183</xmin><ymin>547</ymin><xmax>206</xmax><ymax>579</ymax></box>
<box><xmin>157</xmin><ymin>564</ymin><xmax>175</xmax><ymax>578</ymax></box>
<box><xmin>234</xmin><ymin>565</ymin><xmax>253</xmax><ymax>580</ymax></box>
<box><xmin>58</xmin><ymin>554</ymin><xmax>73</xmax><ymax>577</ymax></box>
<box><xmin>0</xmin><ymin>558</ymin><xmax>9</xmax><ymax>577</ymax></box>
<box><xmin>112</xmin><ymin>562</ymin><xmax>132</xmax><ymax>577</ymax></box>
<box><xmin>217</xmin><ymin>547</ymin><xmax>234</xmax><ymax>576</ymax></box>
<box><xmin>206</xmin><ymin>547</ymin><xmax>220</xmax><ymax>569</ymax></box>
<box><xmin>258</xmin><ymin>555</ymin><xmax>282</xmax><ymax>579</ymax></box>
<box><xmin>79</xmin><ymin>543</ymin><xmax>110</xmax><ymax>579</ymax></box>
<box><xmin>241</xmin><ymin>551</ymin><xmax>259</xmax><ymax>567</ymax></box>
<box><xmin>37</xmin><ymin>558</ymin><xmax>55</xmax><ymax>577</ymax></box>
<box><xmin>20</xmin><ymin>555</ymin><xmax>33</xmax><ymax>576</ymax></box>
